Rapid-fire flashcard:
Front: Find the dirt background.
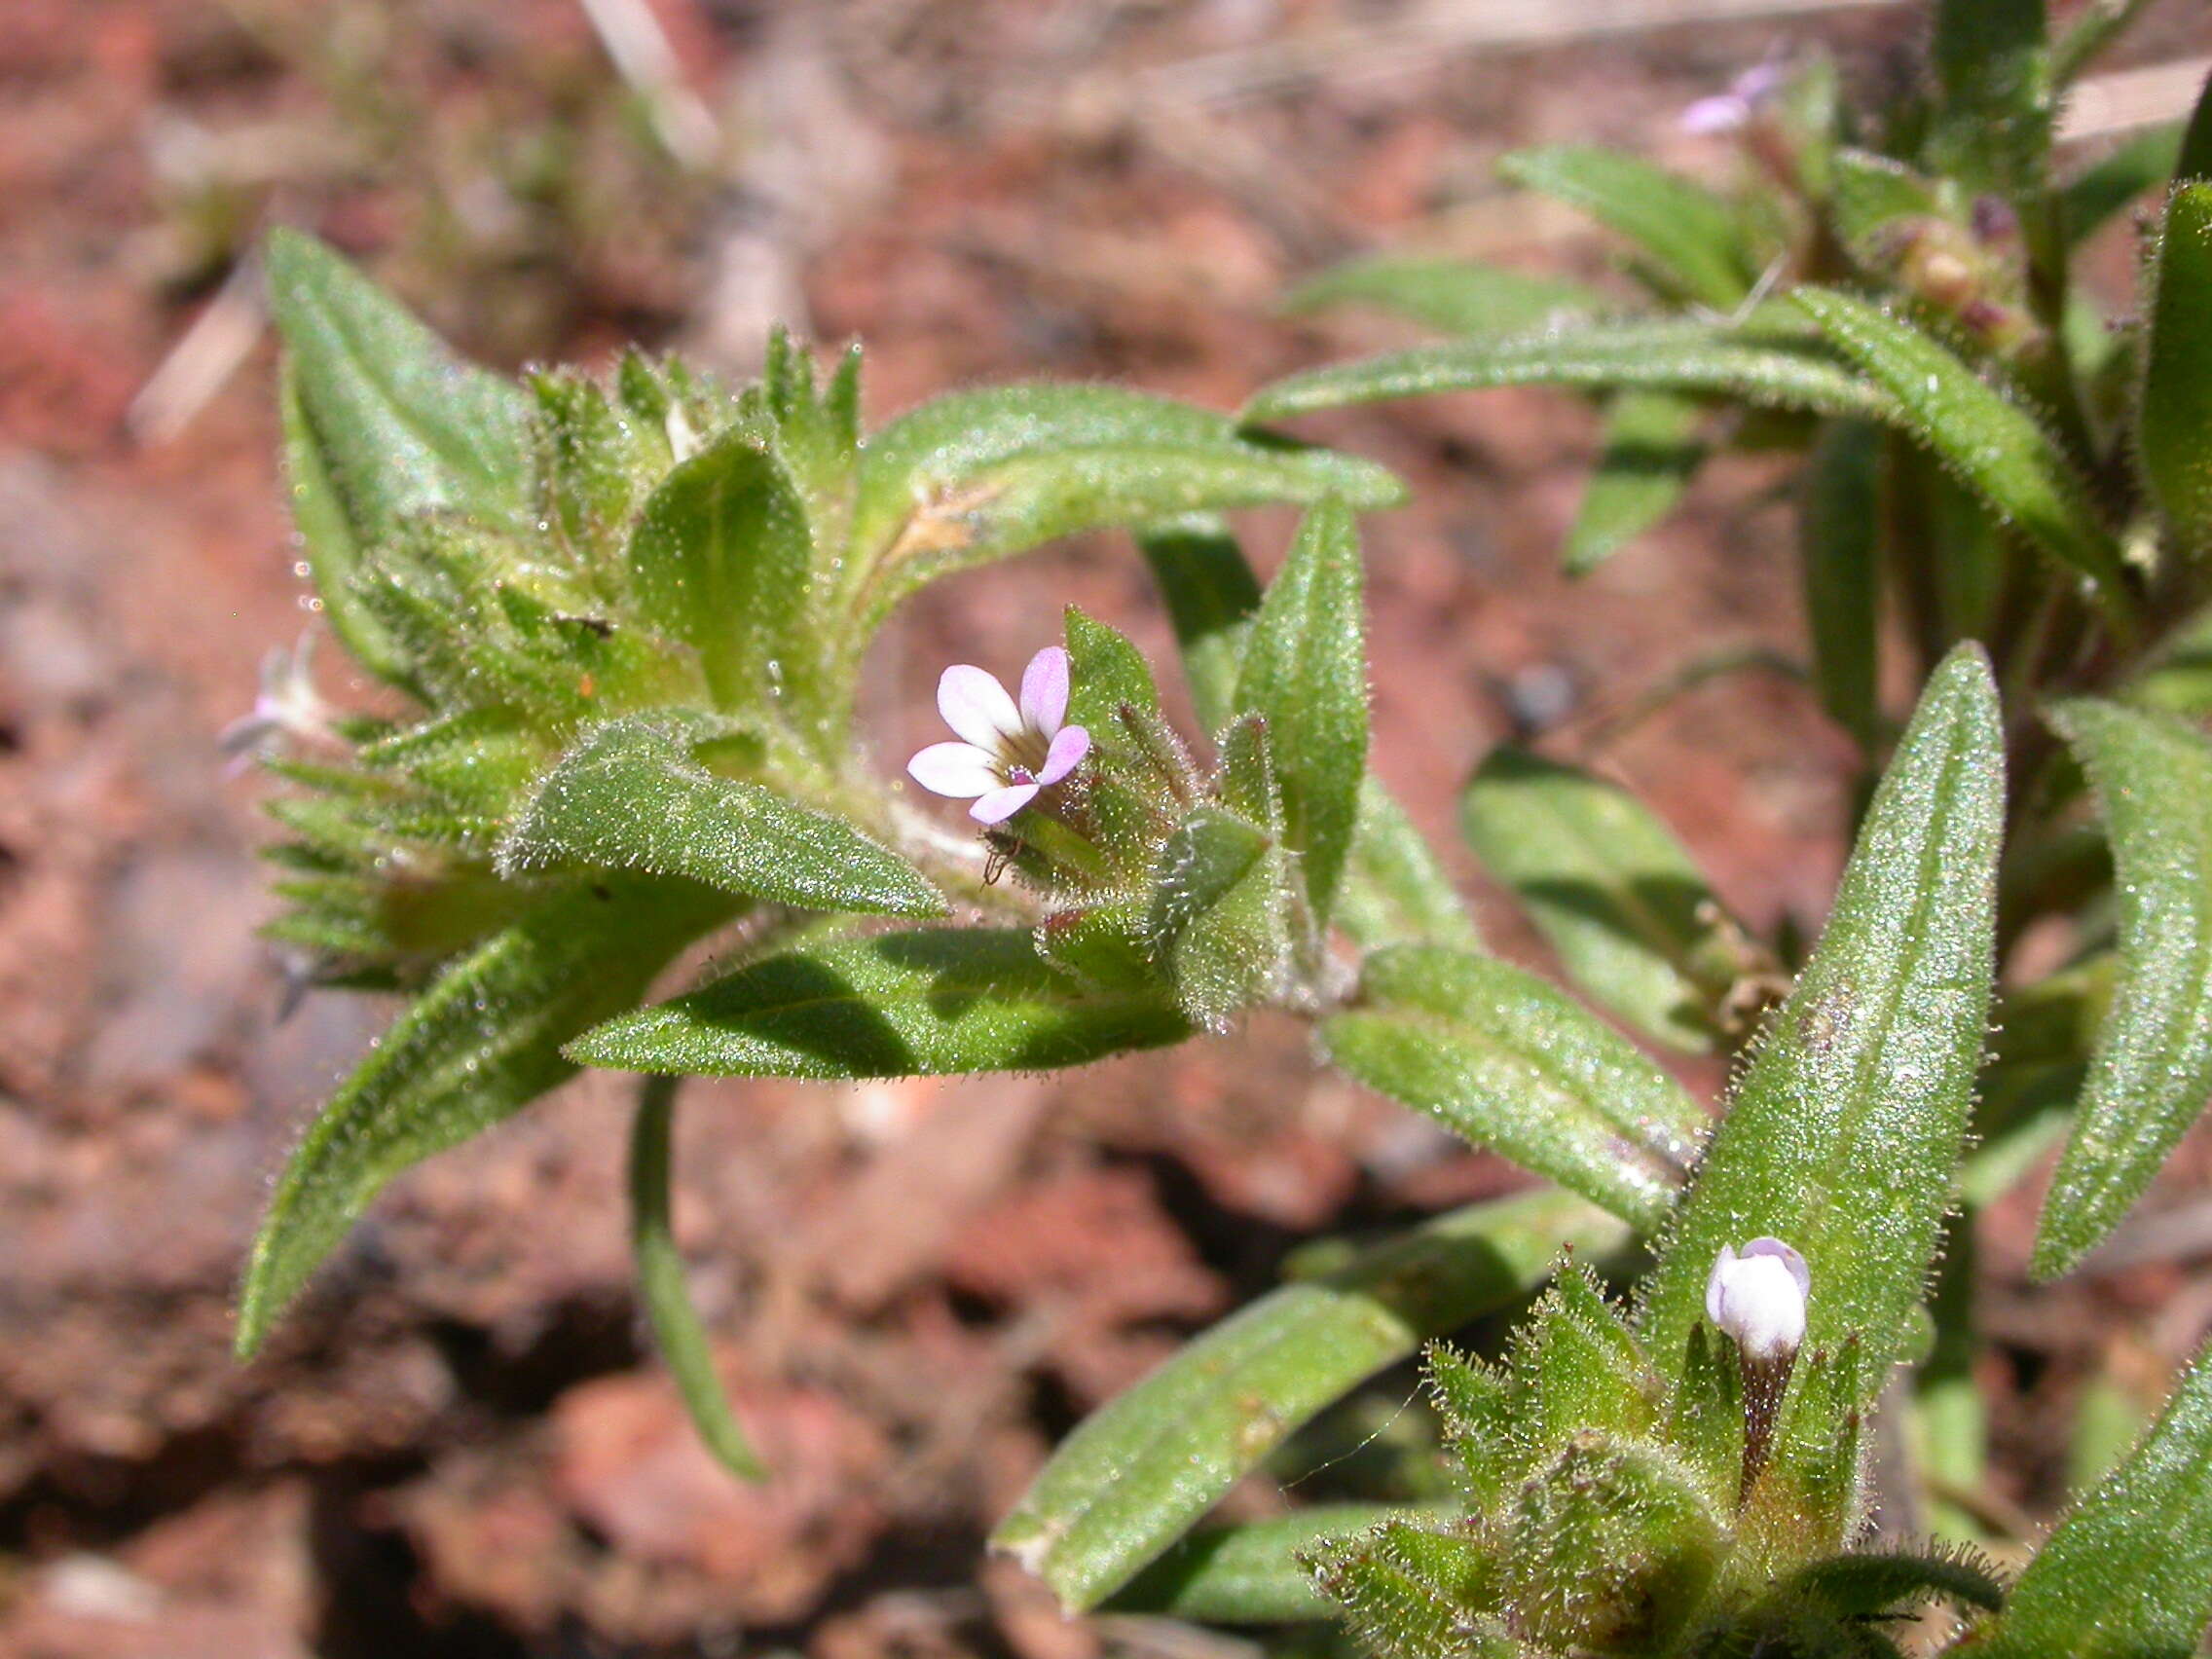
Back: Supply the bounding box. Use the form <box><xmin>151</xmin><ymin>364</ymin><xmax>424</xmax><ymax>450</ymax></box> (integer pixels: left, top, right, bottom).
<box><xmin>5</xmin><ymin>2</ymin><xmax>2212</xmax><ymax>1655</ymax></box>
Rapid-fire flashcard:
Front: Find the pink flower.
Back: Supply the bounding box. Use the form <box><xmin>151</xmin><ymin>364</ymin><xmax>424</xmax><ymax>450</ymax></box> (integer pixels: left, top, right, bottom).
<box><xmin>1679</xmin><ymin>59</ymin><xmax>1789</xmax><ymax>135</ymax></box>
<box><xmin>907</xmin><ymin>646</ymin><xmax>1090</xmax><ymax>826</ymax></box>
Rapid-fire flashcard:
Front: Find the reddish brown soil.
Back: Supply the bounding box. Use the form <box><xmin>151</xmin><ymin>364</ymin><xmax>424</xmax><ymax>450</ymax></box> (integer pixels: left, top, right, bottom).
<box><xmin>4</xmin><ymin>2</ymin><xmax>2211</xmax><ymax>1655</ymax></box>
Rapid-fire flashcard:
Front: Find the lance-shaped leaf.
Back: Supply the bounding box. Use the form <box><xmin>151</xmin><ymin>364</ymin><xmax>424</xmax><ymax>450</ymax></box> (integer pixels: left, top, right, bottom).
<box><xmin>1460</xmin><ymin>749</ymin><xmax>1729</xmax><ymax>1052</ymax></box>
<box><xmin>1282</xmin><ymin>256</ymin><xmax>1606</xmax><ymax>337</ymax></box>
<box><xmin>267</xmin><ymin>231</ymin><xmax>533</xmax><ymax>687</ymax></box>
<box><xmin>2137</xmin><ymin>181</ymin><xmax>2212</xmax><ymax>559</ymax></box>
<box><xmin>1233</xmin><ymin>500</ymin><xmax>1369</xmax><ymax>921</ymax></box>
<box><xmin>237</xmin><ymin>877</ymin><xmax>736</xmax><ymax>1352</ymax></box>
<box><xmin>1323</xmin><ymin>945</ymin><xmax>1703</xmax><ymax>1229</ymax></box>
<box><xmin>2179</xmin><ymin>59</ymin><xmax>2212</xmax><ymax>183</ymax></box>
<box><xmin>1959</xmin><ymin>1337</ymin><xmax>2212</xmax><ymax>1659</ymax></box>
<box><xmin>626</xmin><ymin>428</ymin><xmax>817</xmax><ymax>719</ymax></box>
<box><xmin>992</xmin><ymin>1188</ymin><xmax>1623</xmax><ymax>1611</ymax></box>
<box><xmin>1790</xmin><ymin>288</ymin><xmax>2130</xmax><ymax>613</ymax></box>
<box><xmin>1497</xmin><ymin>146</ymin><xmax>1752</xmax><ymax>311</ymax></box>
<box><xmin>1103</xmin><ymin>1505</ymin><xmax>1441</xmax><ymax>1623</ymax></box>
<box><xmin>2034</xmin><ymin>700</ymin><xmax>2212</xmax><ymax>1275</ymax></box>
<box><xmin>1636</xmin><ymin>645</ymin><xmax>2003</xmax><ymax>1402</ymax></box>
<box><xmin>496</xmin><ymin>715</ymin><xmax>942</xmax><ymax>916</ymax></box>
<box><xmin>1829</xmin><ymin>150</ymin><xmax>1944</xmax><ymax>267</ymax></box>
<box><xmin>1241</xmin><ymin>316</ymin><xmax>1884</xmax><ymax>427</ymax></box>
<box><xmin>1926</xmin><ymin>0</ymin><xmax>2052</xmax><ymax>198</ymax></box>
<box><xmin>1801</xmin><ymin>421</ymin><xmax>1884</xmax><ymax>752</ymax></box>
<box><xmin>843</xmin><ymin>385</ymin><xmax>1402</xmax><ymax>629</ymax></box>
<box><xmin>1563</xmin><ymin>391</ymin><xmax>1706</xmax><ymax>575</ymax></box>
<box><xmin>568</xmin><ymin>928</ymin><xmax>1189</xmax><ymax>1079</ymax></box>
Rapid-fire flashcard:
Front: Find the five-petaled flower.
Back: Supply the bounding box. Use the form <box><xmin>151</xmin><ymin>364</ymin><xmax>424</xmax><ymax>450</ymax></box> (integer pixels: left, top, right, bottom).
<box><xmin>907</xmin><ymin>646</ymin><xmax>1090</xmax><ymax>826</ymax></box>
<box><xmin>1706</xmin><ymin>1236</ymin><xmax>1810</xmax><ymax>1363</ymax></box>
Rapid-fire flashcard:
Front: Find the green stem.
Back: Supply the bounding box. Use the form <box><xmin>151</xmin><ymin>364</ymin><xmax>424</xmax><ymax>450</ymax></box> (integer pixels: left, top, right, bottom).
<box><xmin>630</xmin><ymin>1073</ymin><xmax>768</xmax><ymax>1482</ymax></box>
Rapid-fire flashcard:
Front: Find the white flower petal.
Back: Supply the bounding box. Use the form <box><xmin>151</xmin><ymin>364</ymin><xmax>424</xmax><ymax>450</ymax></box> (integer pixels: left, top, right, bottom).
<box><xmin>1019</xmin><ymin>645</ymin><xmax>1071</xmax><ymax>736</ymax></box>
<box><xmin>1706</xmin><ymin>1238</ymin><xmax>1808</xmax><ymax>1363</ymax></box>
<box><xmin>971</xmin><ymin>782</ymin><xmax>1040</xmax><ymax>825</ymax></box>
<box><xmin>907</xmin><ymin>741</ymin><xmax>1002</xmax><ymax>798</ymax></box>
<box><xmin>938</xmin><ymin>665</ymin><xmax>1023</xmax><ymax>752</ymax></box>
<box><xmin>1037</xmin><ymin>723</ymin><xmax>1089</xmax><ymax>787</ymax></box>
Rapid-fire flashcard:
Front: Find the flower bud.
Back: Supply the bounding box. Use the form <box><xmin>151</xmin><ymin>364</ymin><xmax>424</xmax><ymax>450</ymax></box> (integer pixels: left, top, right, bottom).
<box><xmin>1705</xmin><ymin>1237</ymin><xmax>1809</xmax><ymax>1364</ymax></box>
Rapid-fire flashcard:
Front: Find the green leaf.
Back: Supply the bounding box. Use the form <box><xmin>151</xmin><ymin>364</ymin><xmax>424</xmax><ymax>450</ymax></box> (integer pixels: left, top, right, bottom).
<box><xmin>1791</xmin><ymin>287</ymin><xmax>2129</xmax><ymax>614</ymax></box>
<box><xmin>568</xmin><ymin>928</ymin><xmax>1189</xmax><ymax>1079</ymax></box>
<box><xmin>1926</xmin><ymin>0</ymin><xmax>2052</xmax><ymax>198</ymax></box>
<box><xmin>991</xmin><ymin>1188</ymin><xmax>1625</xmax><ymax>1611</ymax></box>
<box><xmin>1145</xmin><ymin>805</ymin><xmax>1290</xmax><ymax>1025</ymax></box>
<box><xmin>2137</xmin><ymin>182</ymin><xmax>2212</xmax><ymax>558</ymax></box>
<box><xmin>625</xmin><ymin>427</ymin><xmax>818</xmax><ymax>719</ymax></box>
<box><xmin>1241</xmin><ymin>315</ymin><xmax>1885</xmax><ymax>428</ymax></box>
<box><xmin>844</xmin><ymin>385</ymin><xmax>1402</xmax><ymax>629</ymax></box>
<box><xmin>2061</xmin><ymin>125</ymin><xmax>2183</xmax><ymax>244</ymax></box>
<box><xmin>1282</xmin><ymin>256</ymin><xmax>1606</xmax><ymax>336</ymax></box>
<box><xmin>1497</xmin><ymin>146</ymin><xmax>1752</xmax><ymax>311</ymax></box>
<box><xmin>1801</xmin><ymin>421</ymin><xmax>1884</xmax><ymax>752</ymax></box>
<box><xmin>1459</xmin><ymin>748</ymin><xmax>1728</xmax><ymax>1052</ymax></box>
<box><xmin>1137</xmin><ymin>514</ymin><xmax>1260</xmax><ymax>729</ymax></box>
<box><xmin>2034</xmin><ymin>699</ymin><xmax>2212</xmax><ymax>1275</ymax></box>
<box><xmin>496</xmin><ymin>715</ymin><xmax>943</xmax><ymax>916</ymax></box>
<box><xmin>1103</xmin><ymin>1506</ymin><xmax>1436</xmax><ymax>1623</ymax></box>
<box><xmin>1062</xmin><ymin>607</ymin><xmax>1161</xmax><ymax>726</ymax></box>
<box><xmin>237</xmin><ymin>877</ymin><xmax>734</xmax><ymax>1352</ymax></box>
<box><xmin>1961</xmin><ymin>1337</ymin><xmax>2212</xmax><ymax>1659</ymax></box>
<box><xmin>1636</xmin><ymin>645</ymin><xmax>2003</xmax><ymax>1410</ymax></box>
<box><xmin>267</xmin><ymin>231</ymin><xmax>535</xmax><ymax>692</ymax></box>
<box><xmin>1234</xmin><ymin>500</ymin><xmax>1370</xmax><ymax>921</ymax></box>
<box><xmin>1336</xmin><ymin>783</ymin><xmax>1481</xmax><ymax>952</ymax></box>
<box><xmin>265</xmin><ymin>230</ymin><xmax>532</xmax><ymax>547</ymax></box>
<box><xmin>630</xmin><ymin>1076</ymin><xmax>765</xmax><ymax>1481</ymax></box>
<box><xmin>1563</xmin><ymin>391</ymin><xmax>1706</xmax><ymax>575</ymax></box>
<box><xmin>1323</xmin><ymin>945</ymin><xmax>1702</xmax><ymax>1229</ymax></box>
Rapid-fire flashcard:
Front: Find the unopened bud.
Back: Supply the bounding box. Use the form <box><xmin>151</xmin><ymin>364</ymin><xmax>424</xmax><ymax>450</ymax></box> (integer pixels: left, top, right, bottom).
<box><xmin>1706</xmin><ymin>1237</ymin><xmax>1810</xmax><ymax>1502</ymax></box>
<box><xmin>1705</xmin><ymin>1237</ymin><xmax>1809</xmax><ymax>1363</ymax></box>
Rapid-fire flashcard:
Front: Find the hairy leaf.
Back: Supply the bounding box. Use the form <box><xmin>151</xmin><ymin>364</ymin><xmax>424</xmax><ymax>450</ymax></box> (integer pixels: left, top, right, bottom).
<box><xmin>1324</xmin><ymin>945</ymin><xmax>1703</xmax><ymax>1229</ymax></box>
<box><xmin>2137</xmin><ymin>181</ymin><xmax>2212</xmax><ymax>558</ymax></box>
<box><xmin>992</xmin><ymin>1189</ymin><xmax>1623</xmax><ymax>1611</ymax></box>
<box><xmin>497</xmin><ymin>715</ymin><xmax>942</xmax><ymax>916</ymax></box>
<box><xmin>237</xmin><ymin>877</ymin><xmax>734</xmax><ymax>1352</ymax></box>
<box><xmin>2034</xmin><ymin>700</ymin><xmax>2212</xmax><ymax>1274</ymax></box>
<box><xmin>1961</xmin><ymin>1337</ymin><xmax>2212</xmax><ymax>1658</ymax></box>
<box><xmin>1792</xmin><ymin>287</ymin><xmax>2128</xmax><ymax>609</ymax></box>
<box><xmin>1234</xmin><ymin>499</ymin><xmax>1369</xmax><ymax>921</ymax></box>
<box><xmin>1137</xmin><ymin>514</ymin><xmax>1261</xmax><ymax>728</ymax></box>
<box><xmin>1242</xmin><ymin>316</ymin><xmax>1883</xmax><ymax>427</ymax></box>
<box><xmin>1638</xmin><ymin>646</ymin><xmax>2003</xmax><ymax>1412</ymax></box>
<box><xmin>1927</xmin><ymin>0</ymin><xmax>2052</xmax><ymax>198</ymax></box>
<box><xmin>625</xmin><ymin>427</ymin><xmax>818</xmax><ymax>719</ymax></box>
<box><xmin>568</xmin><ymin>928</ymin><xmax>1189</xmax><ymax>1079</ymax></box>
<box><xmin>267</xmin><ymin>231</ymin><xmax>533</xmax><ymax>687</ymax></box>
